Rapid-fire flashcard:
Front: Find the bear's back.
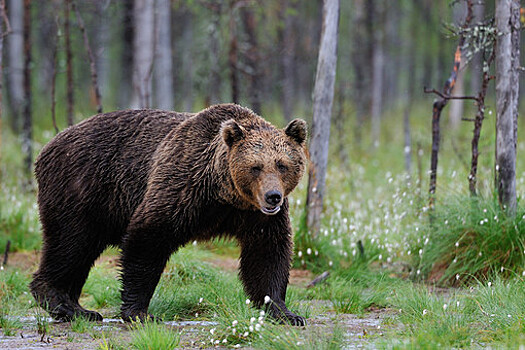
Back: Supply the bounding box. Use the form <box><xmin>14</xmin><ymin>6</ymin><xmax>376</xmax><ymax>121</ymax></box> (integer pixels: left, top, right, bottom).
<box><xmin>35</xmin><ymin>109</ymin><xmax>190</xmax><ymax>238</ymax></box>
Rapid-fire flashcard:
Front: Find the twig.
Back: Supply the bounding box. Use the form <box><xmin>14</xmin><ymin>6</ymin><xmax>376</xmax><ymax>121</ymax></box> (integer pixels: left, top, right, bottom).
<box><xmin>306</xmin><ymin>271</ymin><xmax>330</xmax><ymax>288</ymax></box>
<box><xmin>72</xmin><ymin>0</ymin><xmax>103</xmax><ymax>113</ymax></box>
<box><xmin>423</xmin><ymin>87</ymin><xmax>477</xmax><ymax>100</ymax></box>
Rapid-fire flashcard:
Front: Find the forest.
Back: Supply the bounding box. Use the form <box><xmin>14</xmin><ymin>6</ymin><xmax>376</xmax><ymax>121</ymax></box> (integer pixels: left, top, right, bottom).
<box><xmin>0</xmin><ymin>0</ymin><xmax>525</xmax><ymax>349</ymax></box>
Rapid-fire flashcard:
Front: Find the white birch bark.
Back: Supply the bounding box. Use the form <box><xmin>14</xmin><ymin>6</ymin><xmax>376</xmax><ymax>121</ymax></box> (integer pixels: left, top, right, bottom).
<box><xmin>7</xmin><ymin>0</ymin><xmax>23</xmax><ymax>128</ymax></box>
<box><xmin>154</xmin><ymin>0</ymin><xmax>173</xmax><ymax>110</ymax></box>
<box><xmin>131</xmin><ymin>0</ymin><xmax>155</xmax><ymax>108</ymax></box>
<box><xmin>306</xmin><ymin>0</ymin><xmax>339</xmax><ymax>238</ymax></box>
<box><xmin>495</xmin><ymin>0</ymin><xmax>520</xmax><ymax>215</ymax></box>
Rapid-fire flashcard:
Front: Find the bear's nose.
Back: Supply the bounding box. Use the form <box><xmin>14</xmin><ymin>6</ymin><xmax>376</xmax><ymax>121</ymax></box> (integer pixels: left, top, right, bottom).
<box><xmin>265</xmin><ymin>190</ymin><xmax>282</xmax><ymax>206</ymax></box>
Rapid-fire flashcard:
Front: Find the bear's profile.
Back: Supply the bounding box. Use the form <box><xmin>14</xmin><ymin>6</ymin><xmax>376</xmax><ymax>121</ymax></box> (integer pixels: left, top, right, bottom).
<box><xmin>30</xmin><ymin>104</ymin><xmax>308</xmax><ymax>326</ymax></box>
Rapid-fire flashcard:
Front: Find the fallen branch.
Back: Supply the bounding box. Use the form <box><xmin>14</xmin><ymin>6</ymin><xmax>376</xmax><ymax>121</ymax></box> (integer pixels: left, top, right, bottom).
<box><xmin>306</xmin><ymin>271</ymin><xmax>330</xmax><ymax>288</ymax></box>
<box><xmin>2</xmin><ymin>240</ymin><xmax>10</xmax><ymax>267</ymax></box>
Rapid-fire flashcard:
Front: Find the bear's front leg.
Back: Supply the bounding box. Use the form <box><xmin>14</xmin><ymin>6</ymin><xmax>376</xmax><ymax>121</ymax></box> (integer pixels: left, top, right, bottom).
<box><xmin>238</xmin><ymin>214</ymin><xmax>306</xmax><ymax>326</ymax></box>
<box><xmin>120</xmin><ymin>225</ymin><xmax>175</xmax><ymax>322</ymax></box>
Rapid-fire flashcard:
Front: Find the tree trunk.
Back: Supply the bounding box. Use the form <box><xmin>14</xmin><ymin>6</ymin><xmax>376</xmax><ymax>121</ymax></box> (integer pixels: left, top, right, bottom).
<box><xmin>119</xmin><ymin>0</ymin><xmax>134</xmax><ymax>108</ymax></box>
<box><xmin>351</xmin><ymin>0</ymin><xmax>369</xmax><ymax>149</ymax></box>
<box><xmin>0</xmin><ymin>0</ymin><xmax>6</xmax><ymax>181</ymax></box>
<box><xmin>64</xmin><ymin>0</ymin><xmax>74</xmax><ymax>126</ymax></box>
<box><xmin>22</xmin><ymin>0</ymin><xmax>32</xmax><ymax>179</ymax></box>
<box><xmin>281</xmin><ymin>0</ymin><xmax>296</xmax><ymax>122</ymax></box>
<box><xmin>495</xmin><ymin>0</ymin><xmax>520</xmax><ymax>215</ymax></box>
<box><xmin>241</xmin><ymin>6</ymin><xmax>261</xmax><ymax>115</ymax></box>
<box><xmin>370</xmin><ymin>0</ymin><xmax>384</xmax><ymax>149</ymax></box>
<box><xmin>131</xmin><ymin>0</ymin><xmax>155</xmax><ymax>108</ymax></box>
<box><xmin>181</xmin><ymin>11</ymin><xmax>193</xmax><ymax>111</ymax></box>
<box><xmin>448</xmin><ymin>1</ymin><xmax>467</xmax><ymax>130</ymax></box>
<box><xmin>469</xmin><ymin>2</ymin><xmax>485</xmax><ymax>95</ymax></box>
<box><xmin>206</xmin><ymin>1</ymin><xmax>221</xmax><ymax>106</ymax></box>
<box><xmin>306</xmin><ymin>0</ymin><xmax>339</xmax><ymax>239</ymax></box>
<box><xmin>6</xmin><ymin>0</ymin><xmax>23</xmax><ymax>132</ymax></box>
<box><xmin>228</xmin><ymin>1</ymin><xmax>239</xmax><ymax>105</ymax></box>
<box><xmin>154</xmin><ymin>0</ymin><xmax>174</xmax><ymax>110</ymax></box>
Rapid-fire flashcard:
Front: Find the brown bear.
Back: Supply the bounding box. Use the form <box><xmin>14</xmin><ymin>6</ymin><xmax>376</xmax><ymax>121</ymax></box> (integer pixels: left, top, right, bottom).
<box><xmin>30</xmin><ymin>103</ymin><xmax>307</xmax><ymax>326</ymax></box>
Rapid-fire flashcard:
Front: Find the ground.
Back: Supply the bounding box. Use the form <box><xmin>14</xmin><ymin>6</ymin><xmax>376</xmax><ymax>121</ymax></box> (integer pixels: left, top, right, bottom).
<box><xmin>0</xmin><ymin>250</ymin><xmax>397</xmax><ymax>349</ymax></box>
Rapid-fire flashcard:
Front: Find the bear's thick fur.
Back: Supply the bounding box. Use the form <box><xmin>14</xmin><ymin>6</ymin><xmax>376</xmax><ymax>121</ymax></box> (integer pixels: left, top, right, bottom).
<box><xmin>30</xmin><ymin>104</ymin><xmax>308</xmax><ymax>326</ymax></box>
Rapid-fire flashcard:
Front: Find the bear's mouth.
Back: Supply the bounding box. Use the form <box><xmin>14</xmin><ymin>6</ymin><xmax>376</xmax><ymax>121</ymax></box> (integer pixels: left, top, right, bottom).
<box><xmin>261</xmin><ymin>206</ymin><xmax>281</xmax><ymax>215</ymax></box>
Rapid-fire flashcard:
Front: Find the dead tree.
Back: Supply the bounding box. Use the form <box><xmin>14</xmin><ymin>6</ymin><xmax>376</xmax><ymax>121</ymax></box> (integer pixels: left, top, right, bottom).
<box><xmin>425</xmin><ymin>2</ymin><xmax>473</xmax><ymax>209</ymax></box>
<box><xmin>306</xmin><ymin>0</ymin><xmax>339</xmax><ymax>239</ymax></box>
<box><xmin>494</xmin><ymin>0</ymin><xmax>520</xmax><ymax>215</ymax></box>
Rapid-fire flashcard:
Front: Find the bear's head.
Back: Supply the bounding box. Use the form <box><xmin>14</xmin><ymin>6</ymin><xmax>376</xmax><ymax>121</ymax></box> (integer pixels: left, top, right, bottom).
<box><xmin>221</xmin><ymin>118</ymin><xmax>307</xmax><ymax>215</ymax></box>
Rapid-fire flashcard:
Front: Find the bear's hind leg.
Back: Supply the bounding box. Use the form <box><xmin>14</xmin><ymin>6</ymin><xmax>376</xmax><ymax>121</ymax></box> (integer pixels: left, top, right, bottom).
<box><xmin>31</xmin><ymin>233</ymin><xmax>106</xmax><ymax>321</ymax></box>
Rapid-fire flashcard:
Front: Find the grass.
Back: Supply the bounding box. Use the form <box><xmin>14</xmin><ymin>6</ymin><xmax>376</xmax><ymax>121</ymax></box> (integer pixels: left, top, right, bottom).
<box><xmin>409</xmin><ymin>195</ymin><xmax>525</xmax><ymax>285</ymax></box>
<box><xmin>128</xmin><ymin>321</ymin><xmax>182</xmax><ymax>350</ymax></box>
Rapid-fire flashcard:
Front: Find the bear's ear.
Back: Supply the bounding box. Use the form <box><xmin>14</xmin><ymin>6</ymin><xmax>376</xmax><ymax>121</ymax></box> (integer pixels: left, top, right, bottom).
<box><xmin>221</xmin><ymin>119</ymin><xmax>246</xmax><ymax>148</ymax></box>
<box><xmin>285</xmin><ymin>119</ymin><xmax>307</xmax><ymax>145</ymax></box>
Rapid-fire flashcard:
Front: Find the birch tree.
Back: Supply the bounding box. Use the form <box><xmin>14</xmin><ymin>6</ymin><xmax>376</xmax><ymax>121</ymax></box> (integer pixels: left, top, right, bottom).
<box><xmin>7</xmin><ymin>0</ymin><xmax>23</xmax><ymax>131</ymax></box>
<box><xmin>131</xmin><ymin>0</ymin><xmax>155</xmax><ymax>108</ymax></box>
<box><xmin>154</xmin><ymin>0</ymin><xmax>173</xmax><ymax>110</ymax></box>
<box><xmin>494</xmin><ymin>0</ymin><xmax>520</xmax><ymax>215</ymax></box>
<box><xmin>306</xmin><ymin>0</ymin><xmax>339</xmax><ymax>238</ymax></box>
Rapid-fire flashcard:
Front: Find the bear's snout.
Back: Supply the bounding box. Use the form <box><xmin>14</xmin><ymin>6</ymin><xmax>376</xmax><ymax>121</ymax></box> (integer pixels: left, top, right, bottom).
<box><xmin>264</xmin><ymin>190</ymin><xmax>282</xmax><ymax>206</ymax></box>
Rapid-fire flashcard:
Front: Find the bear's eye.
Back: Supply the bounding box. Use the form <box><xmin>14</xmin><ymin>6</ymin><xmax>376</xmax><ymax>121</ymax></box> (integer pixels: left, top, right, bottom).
<box><xmin>277</xmin><ymin>161</ymin><xmax>288</xmax><ymax>173</ymax></box>
<box><xmin>251</xmin><ymin>166</ymin><xmax>262</xmax><ymax>176</ymax></box>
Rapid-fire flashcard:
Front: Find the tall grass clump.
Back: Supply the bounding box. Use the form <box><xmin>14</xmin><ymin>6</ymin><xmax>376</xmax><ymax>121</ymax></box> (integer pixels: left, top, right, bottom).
<box><xmin>128</xmin><ymin>321</ymin><xmax>182</xmax><ymax>350</ymax></box>
<box><xmin>409</xmin><ymin>196</ymin><xmax>525</xmax><ymax>285</ymax></box>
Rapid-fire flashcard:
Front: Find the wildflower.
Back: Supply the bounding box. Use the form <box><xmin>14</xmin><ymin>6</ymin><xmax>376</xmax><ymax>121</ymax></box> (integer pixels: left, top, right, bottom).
<box><xmin>210</xmin><ymin>328</ymin><xmax>215</xmax><ymax>335</ymax></box>
<box><xmin>232</xmin><ymin>328</ymin><xmax>236</xmax><ymax>335</ymax></box>
<box><xmin>222</xmin><ymin>339</ymin><xmax>227</xmax><ymax>343</ymax></box>
<box><xmin>249</xmin><ymin>325</ymin><xmax>254</xmax><ymax>332</ymax></box>
<box><xmin>255</xmin><ymin>323</ymin><xmax>261</xmax><ymax>331</ymax></box>
<box><xmin>260</xmin><ymin>310</ymin><xmax>266</xmax><ymax>316</ymax></box>
<box><xmin>243</xmin><ymin>331</ymin><xmax>249</xmax><ymax>337</ymax></box>
<box><xmin>298</xmin><ymin>251</ymin><xmax>302</xmax><ymax>258</ymax></box>
<box><xmin>250</xmin><ymin>317</ymin><xmax>256</xmax><ymax>324</ymax></box>
<box><xmin>199</xmin><ymin>297</ymin><xmax>203</xmax><ymax>303</ymax></box>
<box><xmin>456</xmin><ymin>301</ymin><xmax>460</xmax><ymax>307</ymax></box>
<box><xmin>443</xmin><ymin>304</ymin><xmax>447</xmax><ymax>311</ymax></box>
<box><xmin>456</xmin><ymin>274</ymin><xmax>460</xmax><ymax>280</ymax></box>
<box><xmin>232</xmin><ymin>320</ymin><xmax>238</xmax><ymax>326</ymax></box>
<box><xmin>422</xmin><ymin>309</ymin><xmax>428</xmax><ymax>316</ymax></box>
<box><xmin>455</xmin><ymin>241</ymin><xmax>459</xmax><ymax>247</ymax></box>
<box><xmin>488</xmin><ymin>281</ymin><xmax>492</xmax><ymax>287</ymax></box>
<box><xmin>245</xmin><ymin>299</ymin><xmax>251</xmax><ymax>305</ymax></box>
